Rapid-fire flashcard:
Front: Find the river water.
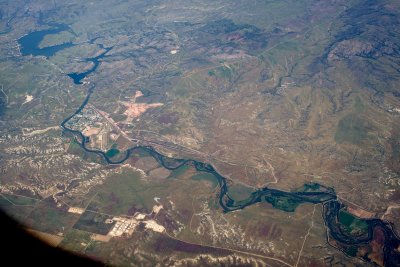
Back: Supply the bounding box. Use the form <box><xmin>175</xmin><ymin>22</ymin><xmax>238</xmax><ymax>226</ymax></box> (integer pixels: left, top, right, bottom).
<box><xmin>18</xmin><ymin>24</ymin><xmax>74</xmax><ymax>57</ymax></box>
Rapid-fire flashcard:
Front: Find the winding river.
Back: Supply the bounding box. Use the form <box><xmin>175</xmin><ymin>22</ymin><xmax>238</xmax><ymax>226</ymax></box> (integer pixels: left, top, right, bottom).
<box><xmin>20</xmin><ymin>26</ymin><xmax>400</xmax><ymax>266</ymax></box>
<box><xmin>59</xmin><ymin>81</ymin><xmax>400</xmax><ymax>266</ymax></box>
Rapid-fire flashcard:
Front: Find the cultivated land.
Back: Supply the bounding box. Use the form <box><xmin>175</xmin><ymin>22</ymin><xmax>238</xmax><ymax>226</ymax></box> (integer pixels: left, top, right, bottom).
<box><xmin>0</xmin><ymin>0</ymin><xmax>399</xmax><ymax>266</ymax></box>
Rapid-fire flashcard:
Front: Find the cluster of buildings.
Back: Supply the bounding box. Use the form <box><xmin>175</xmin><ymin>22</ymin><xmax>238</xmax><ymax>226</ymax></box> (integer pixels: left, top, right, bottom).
<box><xmin>108</xmin><ymin>216</ymin><xmax>138</xmax><ymax>237</ymax></box>
<box><xmin>66</xmin><ymin>107</ymin><xmax>103</xmax><ymax>133</ymax></box>
<box><xmin>105</xmin><ymin>205</ymin><xmax>166</xmax><ymax>238</ymax></box>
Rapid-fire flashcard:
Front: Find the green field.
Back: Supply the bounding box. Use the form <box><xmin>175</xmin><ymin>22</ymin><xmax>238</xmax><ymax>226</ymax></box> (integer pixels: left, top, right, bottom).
<box><xmin>191</xmin><ymin>173</ymin><xmax>218</xmax><ymax>188</ymax></box>
<box><xmin>338</xmin><ymin>210</ymin><xmax>369</xmax><ymax>236</ymax></box>
<box><xmin>87</xmin><ymin>169</ymin><xmax>172</xmax><ymax>214</ymax></box>
<box><xmin>265</xmin><ymin>195</ymin><xmax>302</xmax><ymax>212</ymax></box>
<box><xmin>335</xmin><ymin>114</ymin><xmax>368</xmax><ymax>144</ymax></box>
<box><xmin>167</xmin><ymin>165</ymin><xmax>190</xmax><ymax>179</ymax></box>
<box><xmin>73</xmin><ymin>211</ymin><xmax>115</xmax><ymax>235</ymax></box>
<box><xmin>59</xmin><ymin>229</ymin><xmax>92</xmax><ymax>253</ymax></box>
<box><xmin>0</xmin><ymin>193</ymin><xmax>39</xmax><ymax>206</ymax></box>
<box><xmin>227</xmin><ymin>184</ymin><xmax>254</xmax><ymax>202</ymax></box>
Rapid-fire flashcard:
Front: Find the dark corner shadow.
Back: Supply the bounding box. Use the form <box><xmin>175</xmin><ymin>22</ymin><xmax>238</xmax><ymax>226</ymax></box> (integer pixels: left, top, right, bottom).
<box><xmin>0</xmin><ymin>210</ymin><xmax>104</xmax><ymax>267</ymax></box>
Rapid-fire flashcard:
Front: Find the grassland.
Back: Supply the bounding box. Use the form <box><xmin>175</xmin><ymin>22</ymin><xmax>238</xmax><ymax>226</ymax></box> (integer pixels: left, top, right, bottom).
<box><xmin>335</xmin><ymin>114</ymin><xmax>368</xmax><ymax>144</ymax></box>
<box><xmin>0</xmin><ymin>0</ymin><xmax>399</xmax><ymax>265</ymax></box>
